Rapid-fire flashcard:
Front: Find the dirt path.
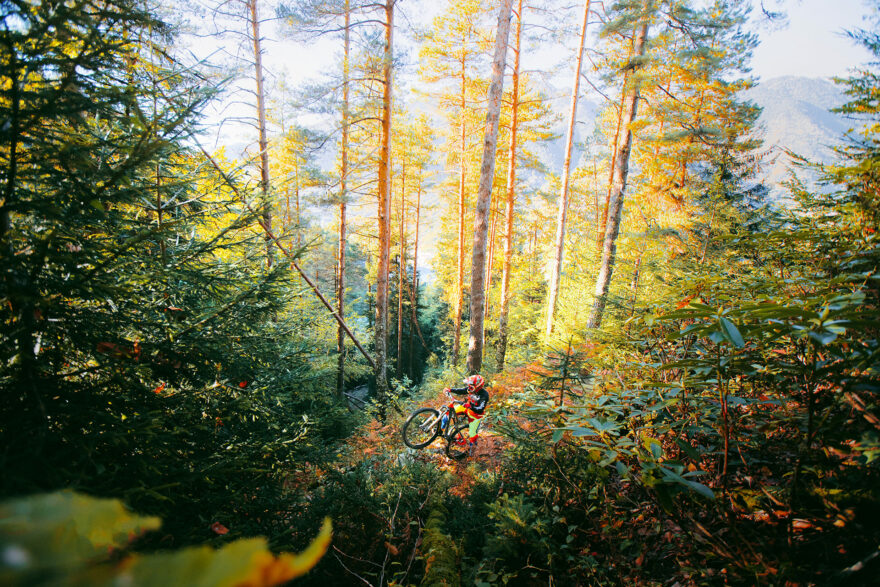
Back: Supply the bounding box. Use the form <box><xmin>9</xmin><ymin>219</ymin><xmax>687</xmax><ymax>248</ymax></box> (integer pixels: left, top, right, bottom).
<box><xmin>334</xmin><ymin>363</ymin><xmax>554</xmax><ymax>501</ymax></box>
<box><xmin>390</xmin><ymin>365</ymin><xmax>540</xmax><ymax>496</ymax></box>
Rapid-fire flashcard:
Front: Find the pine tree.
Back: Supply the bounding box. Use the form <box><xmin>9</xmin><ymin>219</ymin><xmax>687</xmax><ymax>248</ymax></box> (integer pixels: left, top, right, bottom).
<box><xmin>277</xmin><ymin>0</ymin><xmax>376</xmax><ymax>397</ymax></box>
<box><xmin>829</xmin><ymin>14</ymin><xmax>880</xmax><ymax>228</ymax></box>
<box><xmin>465</xmin><ymin>0</ymin><xmax>515</xmax><ymax>373</ymax></box>
<box><xmin>545</xmin><ymin>0</ymin><xmax>592</xmax><ymax>338</ymax></box>
<box><xmin>586</xmin><ymin>1</ymin><xmax>652</xmax><ymax>330</ymax></box>
<box><xmin>374</xmin><ymin>0</ymin><xmax>395</xmax><ymax>397</ymax></box>
<box><xmin>247</xmin><ymin>0</ymin><xmax>273</xmax><ymax>265</ymax></box>
<box><xmin>388</xmin><ymin>113</ymin><xmax>435</xmax><ymax>379</ymax></box>
<box><xmin>420</xmin><ymin>0</ymin><xmax>492</xmax><ymax>366</ymax></box>
<box><xmin>496</xmin><ymin>0</ymin><xmax>523</xmax><ymax>372</ymax></box>
<box><xmin>0</xmin><ymin>0</ymin><xmax>350</xmax><ymax>544</ymax></box>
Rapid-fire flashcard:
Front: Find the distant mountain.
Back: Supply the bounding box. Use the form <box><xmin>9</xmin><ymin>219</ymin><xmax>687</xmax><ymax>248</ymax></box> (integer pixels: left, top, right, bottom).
<box><xmin>745</xmin><ymin>76</ymin><xmax>850</xmax><ymax>192</ymax></box>
<box><xmin>539</xmin><ymin>77</ymin><xmax>850</xmax><ymax>197</ymax></box>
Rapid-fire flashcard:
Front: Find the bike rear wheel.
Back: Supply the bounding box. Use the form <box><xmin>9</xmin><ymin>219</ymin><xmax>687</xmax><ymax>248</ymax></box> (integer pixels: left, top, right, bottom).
<box><xmin>445</xmin><ymin>423</ymin><xmax>471</xmax><ymax>460</ymax></box>
<box><xmin>402</xmin><ymin>407</ymin><xmax>441</xmax><ymax>449</ymax></box>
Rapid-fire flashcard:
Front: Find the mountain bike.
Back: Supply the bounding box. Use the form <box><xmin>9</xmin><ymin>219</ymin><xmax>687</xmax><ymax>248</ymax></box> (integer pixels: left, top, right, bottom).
<box><xmin>401</xmin><ymin>391</ymin><xmax>475</xmax><ymax>459</ymax></box>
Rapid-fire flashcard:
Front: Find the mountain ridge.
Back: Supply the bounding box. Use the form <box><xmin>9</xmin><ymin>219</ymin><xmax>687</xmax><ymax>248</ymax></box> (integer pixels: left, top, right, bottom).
<box><xmin>745</xmin><ymin>76</ymin><xmax>849</xmax><ymax>192</ymax></box>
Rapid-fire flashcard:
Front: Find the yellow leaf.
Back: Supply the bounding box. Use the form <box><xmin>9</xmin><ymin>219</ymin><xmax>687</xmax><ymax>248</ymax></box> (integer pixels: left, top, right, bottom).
<box><xmin>0</xmin><ymin>490</ymin><xmax>161</xmax><ymax>564</ymax></box>
<box><xmin>119</xmin><ymin>519</ymin><xmax>331</xmax><ymax>587</ymax></box>
<box><xmin>271</xmin><ymin>517</ymin><xmax>333</xmax><ymax>582</ymax></box>
<box><xmin>1</xmin><ymin>494</ymin><xmax>331</xmax><ymax>587</ymax></box>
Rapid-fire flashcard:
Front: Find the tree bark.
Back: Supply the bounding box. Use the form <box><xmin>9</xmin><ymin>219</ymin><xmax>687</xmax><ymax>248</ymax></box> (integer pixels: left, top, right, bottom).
<box><xmin>629</xmin><ymin>251</ymin><xmax>642</xmax><ymax>317</ymax></box>
<box><xmin>452</xmin><ymin>57</ymin><xmax>467</xmax><ymax>366</ymax></box>
<box><xmin>405</xmin><ymin>176</ymin><xmax>430</xmax><ymax>355</ymax></box>
<box><xmin>496</xmin><ymin>0</ymin><xmax>523</xmax><ymax>372</ymax></box>
<box><xmin>248</xmin><ymin>0</ymin><xmax>272</xmax><ymax>266</ymax></box>
<box><xmin>466</xmin><ymin>0</ymin><xmax>514</xmax><ymax>374</ymax></box>
<box><xmin>375</xmin><ymin>0</ymin><xmax>394</xmax><ymax>395</ymax></box>
<box><xmin>368</xmin><ymin>281</ymin><xmax>373</xmax><ymax>328</ymax></box>
<box><xmin>598</xmin><ymin>70</ymin><xmax>628</xmax><ymax>252</ymax></box>
<box><xmin>294</xmin><ymin>158</ymin><xmax>301</xmax><ymax>247</ymax></box>
<box><xmin>408</xmin><ymin>181</ymin><xmax>422</xmax><ymax>378</ymax></box>
<box><xmin>412</xmin><ymin>182</ymin><xmax>421</xmax><ymax>316</ymax></box>
<box><xmin>397</xmin><ymin>164</ymin><xmax>406</xmax><ymax>377</ymax></box>
<box><xmin>545</xmin><ymin>0</ymin><xmax>591</xmax><ymax>338</ymax></box>
<box><xmin>0</xmin><ymin>51</ymin><xmax>18</xmax><ymax>246</ymax></box>
<box><xmin>485</xmin><ymin>200</ymin><xmax>498</xmax><ymax>320</ymax></box>
<box><xmin>336</xmin><ymin>0</ymin><xmax>350</xmax><ymax>398</ymax></box>
<box><xmin>586</xmin><ymin>19</ymin><xmax>649</xmax><ymax>330</ymax></box>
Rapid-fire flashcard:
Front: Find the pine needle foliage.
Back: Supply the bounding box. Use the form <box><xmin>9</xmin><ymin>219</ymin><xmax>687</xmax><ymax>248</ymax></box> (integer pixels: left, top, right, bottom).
<box><xmin>0</xmin><ymin>0</ymin><xmax>353</xmax><ymax>547</ymax></box>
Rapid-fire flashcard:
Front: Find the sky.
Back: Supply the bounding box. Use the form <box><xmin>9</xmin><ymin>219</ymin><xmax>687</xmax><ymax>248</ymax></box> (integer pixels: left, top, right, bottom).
<box><xmin>256</xmin><ymin>0</ymin><xmax>878</xmax><ymax>86</ymax></box>
<box><xmin>751</xmin><ymin>0</ymin><xmax>874</xmax><ymax>80</ymax></box>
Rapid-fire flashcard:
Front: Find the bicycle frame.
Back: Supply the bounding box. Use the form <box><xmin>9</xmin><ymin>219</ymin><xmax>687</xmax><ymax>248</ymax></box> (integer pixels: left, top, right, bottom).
<box><xmin>401</xmin><ymin>391</ymin><xmax>477</xmax><ymax>457</ymax></box>
<box><xmin>422</xmin><ymin>393</ymin><xmax>466</xmax><ymax>436</ymax></box>
<box><xmin>420</xmin><ymin>404</ymin><xmax>455</xmax><ymax>436</ymax></box>
<box><xmin>416</xmin><ymin>407</ymin><xmax>444</xmax><ymax>434</ymax></box>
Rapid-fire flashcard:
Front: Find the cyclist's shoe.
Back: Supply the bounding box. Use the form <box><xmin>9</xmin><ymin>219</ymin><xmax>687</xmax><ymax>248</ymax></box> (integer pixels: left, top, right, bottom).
<box><xmin>455</xmin><ymin>437</ymin><xmax>468</xmax><ymax>446</ymax></box>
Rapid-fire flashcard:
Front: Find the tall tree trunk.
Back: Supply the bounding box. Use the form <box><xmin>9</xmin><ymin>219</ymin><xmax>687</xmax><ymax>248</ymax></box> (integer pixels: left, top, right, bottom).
<box><xmin>294</xmin><ymin>158</ymin><xmax>301</xmax><ymax>247</ymax></box>
<box><xmin>452</xmin><ymin>59</ymin><xmax>467</xmax><ymax>366</ymax></box>
<box><xmin>496</xmin><ymin>0</ymin><xmax>523</xmax><ymax>372</ymax></box>
<box><xmin>412</xmin><ymin>181</ymin><xmax>421</xmax><ymax>313</ymax></box>
<box><xmin>336</xmin><ymin>1</ymin><xmax>350</xmax><ymax>398</ymax></box>
<box><xmin>629</xmin><ymin>251</ymin><xmax>642</xmax><ymax>317</ymax></box>
<box><xmin>545</xmin><ymin>0</ymin><xmax>591</xmax><ymax>337</ymax></box>
<box><xmin>0</xmin><ymin>51</ymin><xmax>18</xmax><ymax>246</ymax></box>
<box><xmin>368</xmin><ymin>281</ymin><xmax>373</xmax><ymax>328</ymax></box>
<box><xmin>408</xmin><ymin>266</ymin><xmax>415</xmax><ymax>377</ymax></box>
<box><xmin>156</xmin><ymin>164</ymin><xmax>165</xmax><ymax>263</ymax></box>
<box><xmin>405</xmin><ymin>180</ymin><xmax>429</xmax><ymax>353</ymax></box>
<box><xmin>466</xmin><ymin>0</ymin><xmax>514</xmax><ymax>374</ymax></box>
<box><xmin>150</xmin><ymin>32</ymin><xmax>166</xmax><ymax>266</ymax></box>
<box><xmin>409</xmin><ymin>181</ymin><xmax>422</xmax><ymax>379</ymax></box>
<box><xmin>592</xmin><ymin>159</ymin><xmax>600</xmax><ymax>246</ymax></box>
<box><xmin>586</xmin><ymin>19</ymin><xmax>649</xmax><ymax>330</ymax></box>
<box><xmin>397</xmin><ymin>164</ymin><xmax>406</xmax><ymax>377</ymax></box>
<box><xmin>375</xmin><ymin>0</ymin><xmax>394</xmax><ymax>396</ymax></box>
<box><xmin>485</xmin><ymin>201</ymin><xmax>498</xmax><ymax>320</ymax></box>
<box><xmin>598</xmin><ymin>70</ymin><xmax>628</xmax><ymax>252</ymax></box>
<box><xmin>248</xmin><ymin>0</ymin><xmax>272</xmax><ymax>266</ymax></box>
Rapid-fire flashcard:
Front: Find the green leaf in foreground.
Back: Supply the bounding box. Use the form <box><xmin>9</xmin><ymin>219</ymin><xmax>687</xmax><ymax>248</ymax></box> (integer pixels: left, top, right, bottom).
<box><xmin>0</xmin><ymin>491</ymin><xmax>331</xmax><ymax>587</ymax></box>
<box><xmin>719</xmin><ymin>316</ymin><xmax>745</xmax><ymax>348</ymax></box>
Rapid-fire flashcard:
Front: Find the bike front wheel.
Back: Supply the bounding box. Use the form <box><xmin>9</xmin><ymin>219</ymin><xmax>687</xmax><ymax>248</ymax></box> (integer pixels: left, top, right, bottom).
<box><xmin>402</xmin><ymin>407</ymin><xmax>441</xmax><ymax>449</ymax></box>
<box><xmin>445</xmin><ymin>423</ymin><xmax>471</xmax><ymax>460</ymax></box>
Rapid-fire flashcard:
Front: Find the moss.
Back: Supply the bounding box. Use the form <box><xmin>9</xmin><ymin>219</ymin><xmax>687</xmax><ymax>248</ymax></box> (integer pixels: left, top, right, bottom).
<box><xmin>420</xmin><ymin>501</ymin><xmax>460</xmax><ymax>586</ymax></box>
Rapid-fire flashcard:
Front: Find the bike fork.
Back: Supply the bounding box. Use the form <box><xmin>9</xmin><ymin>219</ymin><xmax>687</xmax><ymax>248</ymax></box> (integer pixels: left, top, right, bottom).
<box><xmin>421</xmin><ymin>415</ymin><xmax>440</xmax><ymax>431</ymax></box>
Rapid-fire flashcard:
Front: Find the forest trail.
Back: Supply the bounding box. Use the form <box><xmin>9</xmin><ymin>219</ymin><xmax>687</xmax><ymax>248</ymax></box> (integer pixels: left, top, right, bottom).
<box><xmin>347</xmin><ymin>363</ymin><xmax>549</xmax><ymax>498</ymax></box>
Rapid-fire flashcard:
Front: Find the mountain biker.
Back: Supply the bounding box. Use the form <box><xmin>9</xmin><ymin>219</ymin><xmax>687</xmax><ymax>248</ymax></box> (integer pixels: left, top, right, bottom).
<box><xmin>440</xmin><ymin>374</ymin><xmax>489</xmax><ymax>456</ymax></box>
